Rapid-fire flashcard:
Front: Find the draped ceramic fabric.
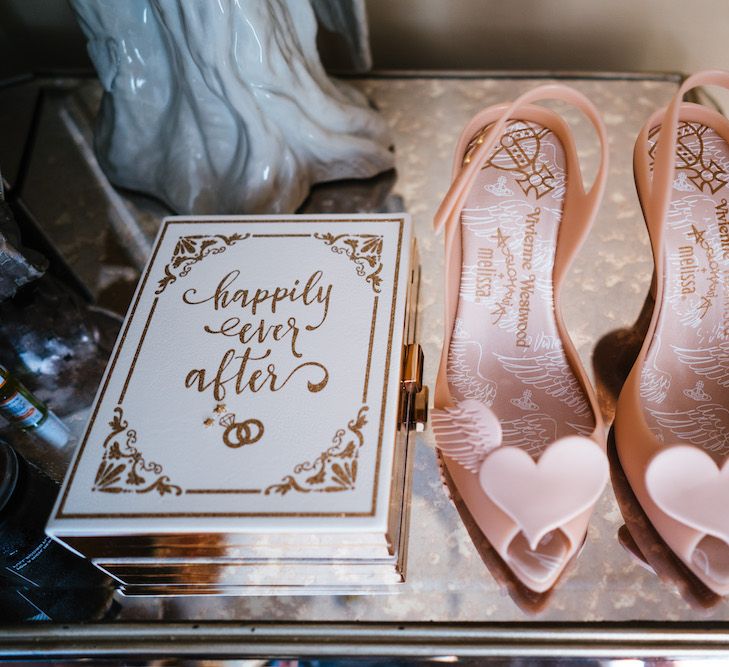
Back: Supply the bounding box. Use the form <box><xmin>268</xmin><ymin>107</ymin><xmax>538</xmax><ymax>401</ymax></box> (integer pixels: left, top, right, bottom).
<box><xmin>70</xmin><ymin>0</ymin><xmax>394</xmax><ymax>214</ymax></box>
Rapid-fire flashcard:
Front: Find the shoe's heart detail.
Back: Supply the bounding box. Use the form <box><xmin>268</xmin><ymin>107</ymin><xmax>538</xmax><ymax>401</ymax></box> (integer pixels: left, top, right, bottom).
<box><xmin>432</xmin><ymin>399</ymin><xmax>502</xmax><ymax>474</ymax></box>
<box><xmin>646</xmin><ymin>445</ymin><xmax>729</xmax><ymax>544</ymax></box>
<box><xmin>479</xmin><ymin>436</ymin><xmax>608</xmax><ymax>550</ymax></box>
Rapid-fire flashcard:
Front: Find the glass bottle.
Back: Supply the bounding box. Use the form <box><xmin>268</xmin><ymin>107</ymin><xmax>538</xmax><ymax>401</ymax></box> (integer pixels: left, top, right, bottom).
<box><xmin>0</xmin><ymin>364</ymin><xmax>69</xmax><ymax>448</ymax></box>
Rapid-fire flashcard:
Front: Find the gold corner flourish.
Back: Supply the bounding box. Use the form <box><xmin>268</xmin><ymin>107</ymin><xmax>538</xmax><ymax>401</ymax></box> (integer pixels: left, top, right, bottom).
<box><xmin>314</xmin><ymin>233</ymin><xmax>383</xmax><ymax>293</ymax></box>
<box><xmin>156</xmin><ymin>233</ymin><xmax>249</xmax><ymax>295</ymax></box>
<box><xmin>264</xmin><ymin>405</ymin><xmax>368</xmax><ymax>495</ymax></box>
<box><xmin>92</xmin><ymin>406</ymin><xmax>182</xmax><ymax>496</ymax></box>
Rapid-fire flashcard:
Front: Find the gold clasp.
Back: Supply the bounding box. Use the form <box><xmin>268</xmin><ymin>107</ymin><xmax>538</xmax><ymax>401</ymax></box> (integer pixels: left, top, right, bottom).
<box><xmin>402</xmin><ymin>343</ymin><xmax>424</xmax><ymax>394</ymax></box>
<box><xmin>400</xmin><ymin>343</ymin><xmax>428</xmax><ymax>431</ymax></box>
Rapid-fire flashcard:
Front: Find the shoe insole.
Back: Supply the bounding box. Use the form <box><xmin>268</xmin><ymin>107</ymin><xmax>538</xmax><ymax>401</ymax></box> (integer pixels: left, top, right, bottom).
<box><xmin>448</xmin><ymin>119</ymin><xmax>595</xmax><ymax>457</ymax></box>
<box><xmin>641</xmin><ymin>121</ymin><xmax>729</xmax><ymax>461</ymax></box>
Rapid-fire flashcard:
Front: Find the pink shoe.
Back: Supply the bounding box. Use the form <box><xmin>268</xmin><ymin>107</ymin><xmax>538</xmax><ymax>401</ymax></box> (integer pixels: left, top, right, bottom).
<box><xmin>432</xmin><ymin>85</ymin><xmax>609</xmax><ymax>593</ymax></box>
<box><xmin>615</xmin><ymin>70</ymin><xmax>729</xmax><ymax>596</ymax></box>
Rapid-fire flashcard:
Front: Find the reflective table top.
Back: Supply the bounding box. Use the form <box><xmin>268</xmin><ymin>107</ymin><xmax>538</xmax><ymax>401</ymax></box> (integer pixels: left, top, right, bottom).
<box><xmin>8</xmin><ymin>72</ymin><xmax>729</xmax><ymax>626</ymax></box>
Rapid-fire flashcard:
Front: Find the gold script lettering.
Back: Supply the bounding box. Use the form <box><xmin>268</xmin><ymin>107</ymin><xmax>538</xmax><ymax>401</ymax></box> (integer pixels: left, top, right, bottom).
<box><xmin>185</xmin><ymin>348</ymin><xmax>329</xmax><ymax>401</ymax></box>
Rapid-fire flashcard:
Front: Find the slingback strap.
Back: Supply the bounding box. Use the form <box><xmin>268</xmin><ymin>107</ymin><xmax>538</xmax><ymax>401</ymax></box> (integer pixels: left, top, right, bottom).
<box><xmin>645</xmin><ymin>70</ymin><xmax>729</xmax><ymax>232</ymax></box>
<box><xmin>433</xmin><ymin>84</ymin><xmax>609</xmax><ymax>408</ymax></box>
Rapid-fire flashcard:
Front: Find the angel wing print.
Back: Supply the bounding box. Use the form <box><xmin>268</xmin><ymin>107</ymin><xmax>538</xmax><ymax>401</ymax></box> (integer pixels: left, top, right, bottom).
<box><xmin>673</xmin><ymin>342</ymin><xmax>729</xmax><ymax>387</ymax></box>
<box><xmin>495</xmin><ymin>351</ymin><xmax>590</xmax><ymax>417</ymax></box>
<box><xmin>650</xmin><ymin>403</ymin><xmax>729</xmax><ymax>456</ymax></box>
<box><xmin>431</xmin><ymin>399</ymin><xmax>502</xmax><ymax>473</ymax></box>
<box><xmin>447</xmin><ymin>335</ymin><xmax>497</xmax><ymax>406</ymax></box>
<box><xmin>500</xmin><ymin>413</ymin><xmax>558</xmax><ymax>457</ymax></box>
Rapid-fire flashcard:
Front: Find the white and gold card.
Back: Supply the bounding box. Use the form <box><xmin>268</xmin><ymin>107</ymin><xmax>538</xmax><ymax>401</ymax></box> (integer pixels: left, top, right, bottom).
<box><xmin>48</xmin><ymin>215</ymin><xmax>413</xmax><ymax>547</ymax></box>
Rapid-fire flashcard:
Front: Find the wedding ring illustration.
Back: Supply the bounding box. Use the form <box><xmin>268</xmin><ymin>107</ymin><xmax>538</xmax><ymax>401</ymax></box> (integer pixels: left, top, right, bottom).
<box><xmin>219</xmin><ymin>412</ymin><xmax>264</xmax><ymax>448</ymax></box>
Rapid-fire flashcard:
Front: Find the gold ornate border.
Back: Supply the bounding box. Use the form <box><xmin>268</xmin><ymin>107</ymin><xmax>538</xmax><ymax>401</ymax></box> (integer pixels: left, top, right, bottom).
<box><xmin>155</xmin><ymin>233</ymin><xmax>249</xmax><ymax>295</ymax></box>
<box><xmin>93</xmin><ymin>407</ymin><xmax>182</xmax><ymax>497</ymax></box>
<box><xmin>264</xmin><ymin>405</ymin><xmax>368</xmax><ymax>495</ymax></box>
<box><xmin>314</xmin><ymin>233</ymin><xmax>383</xmax><ymax>293</ymax></box>
<box><xmin>56</xmin><ymin>218</ymin><xmax>404</xmax><ymax>519</ymax></box>
<box><xmin>93</xmin><ymin>234</ymin><xmax>378</xmax><ymax>500</ymax></box>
